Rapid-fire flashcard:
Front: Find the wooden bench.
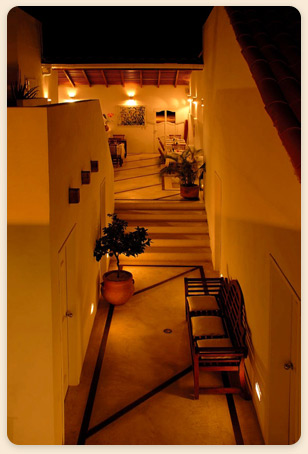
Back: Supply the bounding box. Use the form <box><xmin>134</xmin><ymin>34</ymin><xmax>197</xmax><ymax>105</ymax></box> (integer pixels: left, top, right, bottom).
<box><xmin>185</xmin><ymin>277</ymin><xmax>250</xmax><ymax>399</ymax></box>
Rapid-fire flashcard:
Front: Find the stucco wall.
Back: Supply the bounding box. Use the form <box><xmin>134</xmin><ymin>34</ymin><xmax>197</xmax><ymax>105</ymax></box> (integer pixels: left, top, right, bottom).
<box><xmin>191</xmin><ymin>6</ymin><xmax>300</xmax><ymax>443</ymax></box>
<box><xmin>7</xmin><ymin>108</ymin><xmax>54</xmax><ymax>444</ymax></box>
<box><xmin>7</xmin><ymin>100</ymin><xmax>114</xmax><ymax>444</ymax></box>
<box><xmin>7</xmin><ymin>8</ymin><xmax>44</xmax><ymax>99</ymax></box>
<box><xmin>57</xmin><ymin>84</ymin><xmax>189</xmax><ymax>154</ymax></box>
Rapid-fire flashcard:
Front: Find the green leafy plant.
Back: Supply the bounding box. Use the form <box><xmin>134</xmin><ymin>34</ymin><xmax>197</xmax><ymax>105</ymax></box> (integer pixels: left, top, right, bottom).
<box><xmin>159</xmin><ymin>147</ymin><xmax>204</xmax><ymax>186</ymax></box>
<box><xmin>11</xmin><ymin>81</ymin><xmax>39</xmax><ymax>101</ymax></box>
<box><xmin>94</xmin><ymin>213</ymin><xmax>152</xmax><ymax>277</ymax></box>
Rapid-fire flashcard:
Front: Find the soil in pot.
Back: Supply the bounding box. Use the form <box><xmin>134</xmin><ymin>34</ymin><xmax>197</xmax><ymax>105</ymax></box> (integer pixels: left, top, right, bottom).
<box><xmin>101</xmin><ymin>270</ymin><xmax>134</xmax><ymax>305</ymax></box>
<box><xmin>180</xmin><ymin>184</ymin><xmax>199</xmax><ymax>200</ymax></box>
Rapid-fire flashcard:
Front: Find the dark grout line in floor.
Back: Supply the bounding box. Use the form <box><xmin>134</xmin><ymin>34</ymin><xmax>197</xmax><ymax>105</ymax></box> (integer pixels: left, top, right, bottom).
<box><xmin>86</xmin><ymin>366</ymin><xmax>193</xmax><ymax>440</ymax></box>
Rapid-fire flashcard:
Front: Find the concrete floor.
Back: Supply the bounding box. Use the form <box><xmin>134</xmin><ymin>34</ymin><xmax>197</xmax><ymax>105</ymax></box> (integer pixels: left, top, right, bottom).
<box><xmin>64</xmin><ymin>153</ymin><xmax>264</xmax><ymax>445</ymax></box>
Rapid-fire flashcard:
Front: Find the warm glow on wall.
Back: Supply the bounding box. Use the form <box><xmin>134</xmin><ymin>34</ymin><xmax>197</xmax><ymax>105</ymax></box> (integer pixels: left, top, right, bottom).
<box><xmin>125</xmin><ymin>90</ymin><xmax>137</xmax><ymax>106</ymax></box>
<box><xmin>255</xmin><ymin>382</ymin><xmax>262</xmax><ymax>401</ymax></box>
<box><xmin>67</xmin><ymin>88</ymin><xmax>77</xmax><ymax>98</ymax></box>
<box><xmin>90</xmin><ymin>303</ymin><xmax>94</xmax><ymax>315</ymax></box>
<box><xmin>126</xmin><ymin>99</ymin><xmax>137</xmax><ymax>106</ymax></box>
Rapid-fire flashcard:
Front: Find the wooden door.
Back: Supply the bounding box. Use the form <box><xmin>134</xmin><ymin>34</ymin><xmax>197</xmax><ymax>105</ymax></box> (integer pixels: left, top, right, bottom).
<box><xmin>267</xmin><ymin>256</ymin><xmax>301</xmax><ymax>444</ymax></box>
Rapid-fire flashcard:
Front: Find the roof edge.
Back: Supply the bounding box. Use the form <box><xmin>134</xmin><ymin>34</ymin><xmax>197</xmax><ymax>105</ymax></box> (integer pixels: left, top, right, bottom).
<box><xmin>45</xmin><ymin>63</ymin><xmax>204</xmax><ymax>71</ymax></box>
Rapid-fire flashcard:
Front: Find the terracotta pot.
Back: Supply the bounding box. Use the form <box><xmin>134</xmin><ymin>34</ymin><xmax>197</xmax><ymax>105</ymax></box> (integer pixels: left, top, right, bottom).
<box><xmin>101</xmin><ymin>270</ymin><xmax>134</xmax><ymax>305</ymax></box>
<box><xmin>180</xmin><ymin>184</ymin><xmax>199</xmax><ymax>200</ymax></box>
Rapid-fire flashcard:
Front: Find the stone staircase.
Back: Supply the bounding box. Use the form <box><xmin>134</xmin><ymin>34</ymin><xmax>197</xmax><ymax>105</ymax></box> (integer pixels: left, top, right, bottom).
<box><xmin>114</xmin><ymin>199</ymin><xmax>213</xmax><ymax>268</ymax></box>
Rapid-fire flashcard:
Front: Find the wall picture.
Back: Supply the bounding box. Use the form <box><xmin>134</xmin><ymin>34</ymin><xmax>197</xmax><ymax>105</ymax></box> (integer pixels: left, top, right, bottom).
<box><xmin>119</xmin><ymin>106</ymin><xmax>146</xmax><ymax>126</ymax></box>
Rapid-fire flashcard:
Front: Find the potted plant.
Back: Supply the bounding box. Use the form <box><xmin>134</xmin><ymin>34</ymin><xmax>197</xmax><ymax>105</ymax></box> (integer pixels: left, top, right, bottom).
<box><xmin>160</xmin><ymin>147</ymin><xmax>204</xmax><ymax>200</ymax></box>
<box><xmin>11</xmin><ymin>80</ymin><xmax>39</xmax><ymax>106</ymax></box>
<box><xmin>94</xmin><ymin>213</ymin><xmax>151</xmax><ymax>305</ymax></box>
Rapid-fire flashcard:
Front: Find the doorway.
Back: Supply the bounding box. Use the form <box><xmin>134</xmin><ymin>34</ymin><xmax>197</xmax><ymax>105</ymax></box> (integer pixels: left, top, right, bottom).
<box><xmin>58</xmin><ymin>224</ymin><xmax>81</xmax><ymax>441</ymax></box>
<box><xmin>267</xmin><ymin>255</ymin><xmax>301</xmax><ymax>444</ymax></box>
<box><xmin>154</xmin><ymin>109</ymin><xmax>184</xmax><ymax>147</ymax></box>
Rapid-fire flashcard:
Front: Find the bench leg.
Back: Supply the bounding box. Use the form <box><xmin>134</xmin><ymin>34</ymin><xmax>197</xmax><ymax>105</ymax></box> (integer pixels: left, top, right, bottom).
<box><xmin>239</xmin><ymin>358</ymin><xmax>251</xmax><ymax>400</ymax></box>
<box><xmin>193</xmin><ymin>354</ymin><xmax>200</xmax><ymax>399</ymax></box>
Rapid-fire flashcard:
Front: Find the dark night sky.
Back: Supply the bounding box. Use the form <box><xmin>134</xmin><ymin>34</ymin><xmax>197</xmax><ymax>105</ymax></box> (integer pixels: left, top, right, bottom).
<box><xmin>20</xmin><ymin>6</ymin><xmax>213</xmax><ymax>64</ymax></box>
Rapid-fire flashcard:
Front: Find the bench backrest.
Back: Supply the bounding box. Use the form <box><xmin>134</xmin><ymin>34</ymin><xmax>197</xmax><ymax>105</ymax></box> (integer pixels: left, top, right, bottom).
<box><xmin>223</xmin><ymin>280</ymin><xmax>247</xmax><ymax>347</ymax></box>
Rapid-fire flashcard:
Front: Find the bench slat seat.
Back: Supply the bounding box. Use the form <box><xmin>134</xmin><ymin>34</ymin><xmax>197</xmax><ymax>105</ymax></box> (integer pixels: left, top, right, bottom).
<box><xmin>185</xmin><ymin>277</ymin><xmax>251</xmax><ymax>399</ymax></box>
<box><xmin>187</xmin><ymin>295</ymin><xmax>220</xmax><ymax>313</ymax></box>
<box><xmin>191</xmin><ymin>315</ymin><xmax>226</xmax><ymax>338</ymax></box>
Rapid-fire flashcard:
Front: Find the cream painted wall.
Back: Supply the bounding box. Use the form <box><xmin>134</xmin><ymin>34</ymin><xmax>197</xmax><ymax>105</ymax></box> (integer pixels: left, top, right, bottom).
<box><xmin>191</xmin><ymin>6</ymin><xmax>301</xmax><ymax>443</ymax></box>
<box><xmin>7</xmin><ymin>8</ymin><xmax>44</xmax><ymax>99</ymax></box>
<box><xmin>7</xmin><ymin>100</ymin><xmax>114</xmax><ymax>444</ymax></box>
<box><xmin>7</xmin><ymin>108</ymin><xmax>54</xmax><ymax>444</ymax></box>
<box><xmin>57</xmin><ymin>84</ymin><xmax>189</xmax><ymax>154</ymax></box>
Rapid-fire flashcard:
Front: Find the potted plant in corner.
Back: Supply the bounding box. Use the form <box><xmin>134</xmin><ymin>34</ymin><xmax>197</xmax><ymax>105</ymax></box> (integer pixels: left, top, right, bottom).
<box><xmin>94</xmin><ymin>213</ymin><xmax>152</xmax><ymax>305</ymax></box>
<box><xmin>160</xmin><ymin>147</ymin><xmax>204</xmax><ymax>200</ymax></box>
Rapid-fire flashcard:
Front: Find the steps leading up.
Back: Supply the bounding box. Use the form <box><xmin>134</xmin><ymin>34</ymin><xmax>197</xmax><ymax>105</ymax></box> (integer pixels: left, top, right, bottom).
<box><xmin>115</xmin><ymin>200</ymin><xmax>205</xmax><ymax>211</ymax></box>
<box><xmin>116</xmin><ymin>210</ymin><xmax>207</xmax><ymax>223</ymax></box>
<box><xmin>112</xmin><ymin>154</ymin><xmax>213</xmax><ymax>269</ymax></box>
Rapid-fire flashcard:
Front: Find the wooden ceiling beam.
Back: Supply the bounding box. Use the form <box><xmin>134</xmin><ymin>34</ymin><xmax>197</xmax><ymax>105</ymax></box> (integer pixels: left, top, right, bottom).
<box><xmin>82</xmin><ymin>70</ymin><xmax>91</xmax><ymax>87</ymax></box>
<box><xmin>63</xmin><ymin>70</ymin><xmax>75</xmax><ymax>87</ymax></box>
<box><xmin>100</xmin><ymin>70</ymin><xmax>108</xmax><ymax>87</ymax></box>
<box><xmin>174</xmin><ymin>70</ymin><xmax>179</xmax><ymax>87</ymax></box>
<box><xmin>157</xmin><ymin>70</ymin><xmax>161</xmax><ymax>88</ymax></box>
<box><xmin>140</xmin><ymin>70</ymin><xmax>143</xmax><ymax>88</ymax></box>
<box><xmin>120</xmin><ymin>70</ymin><xmax>125</xmax><ymax>87</ymax></box>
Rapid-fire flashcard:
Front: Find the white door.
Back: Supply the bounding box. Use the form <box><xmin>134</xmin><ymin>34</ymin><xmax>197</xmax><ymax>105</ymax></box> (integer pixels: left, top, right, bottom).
<box><xmin>59</xmin><ymin>247</ymin><xmax>69</xmax><ymax>399</ymax></box>
<box><xmin>267</xmin><ymin>256</ymin><xmax>301</xmax><ymax>444</ymax></box>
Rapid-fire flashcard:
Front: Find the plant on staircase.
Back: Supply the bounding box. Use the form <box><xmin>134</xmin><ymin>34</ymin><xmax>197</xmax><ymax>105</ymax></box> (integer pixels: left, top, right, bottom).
<box><xmin>160</xmin><ymin>147</ymin><xmax>204</xmax><ymax>199</ymax></box>
<box><xmin>94</xmin><ymin>213</ymin><xmax>152</xmax><ymax>305</ymax></box>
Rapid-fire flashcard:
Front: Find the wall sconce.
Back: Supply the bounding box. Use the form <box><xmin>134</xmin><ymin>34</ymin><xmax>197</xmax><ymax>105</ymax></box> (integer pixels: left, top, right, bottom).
<box><xmin>126</xmin><ymin>93</ymin><xmax>137</xmax><ymax>106</ymax></box>
<box><xmin>67</xmin><ymin>88</ymin><xmax>77</xmax><ymax>99</ymax></box>
<box><xmin>201</xmin><ymin>98</ymin><xmax>205</xmax><ymax>107</ymax></box>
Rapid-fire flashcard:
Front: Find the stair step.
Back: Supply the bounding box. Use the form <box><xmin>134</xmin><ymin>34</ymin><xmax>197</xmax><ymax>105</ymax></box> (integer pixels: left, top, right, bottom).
<box><xmin>127</xmin><ymin>222</ymin><xmax>209</xmax><ymax>234</ymax></box>
<box><xmin>150</xmin><ymin>238</ymin><xmax>210</xmax><ymax>247</ymax></box>
<box><xmin>114</xmin><ymin>165</ymin><xmax>160</xmax><ymax>181</ymax></box>
<box><xmin>115</xmin><ymin>200</ymin><xmax>205</xmax><ymax>211</ymax></box>
<box><xmin>116</xmin><ymin>211</ymin><xmax>207</xmax><ymax>222</ymax></box>
<box><xmin>116</xmin><ymin>250</ymin><xmax>212</xmax><ymax>265</ymax></box>
<box><xmin>148</xmin><ymin>231</ymin><xmax>209</xmax><ymax>239</ymax></box>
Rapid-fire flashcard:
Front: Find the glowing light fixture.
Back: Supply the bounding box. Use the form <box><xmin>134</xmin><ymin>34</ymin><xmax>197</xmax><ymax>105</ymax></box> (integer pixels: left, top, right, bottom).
<box><xmin>67</xmin><ymin>88</ymin><xmax>77</xmax><ymax>98</ymax></box>
<box><xmin>126</xmin><ymin>92</ymin><xmax>137</xmax><ymax>106</ymax></box>
<box><xmin>255</xmin><ymin>382</ymin><xmax>262</xmax><ymax>401</ymax></box>
<box><xmin>90</xmin><ymin>303</ymin><xmax>94</xmax><ymax>315</ymax></box>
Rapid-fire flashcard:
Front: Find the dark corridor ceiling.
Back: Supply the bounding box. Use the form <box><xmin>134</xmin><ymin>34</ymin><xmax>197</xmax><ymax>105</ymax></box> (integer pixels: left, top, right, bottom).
<box><xmin>19</xmin><ymin>6</ymin><xmax>213</xmax><ymax>65</ymax></box>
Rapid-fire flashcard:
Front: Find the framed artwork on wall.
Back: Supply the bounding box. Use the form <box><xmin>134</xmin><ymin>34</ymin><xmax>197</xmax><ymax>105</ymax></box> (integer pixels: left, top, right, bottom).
<box><xmin>119</xmin><ymin>106</ymin><xmax>146</xmax><ymax>126</ymax></box>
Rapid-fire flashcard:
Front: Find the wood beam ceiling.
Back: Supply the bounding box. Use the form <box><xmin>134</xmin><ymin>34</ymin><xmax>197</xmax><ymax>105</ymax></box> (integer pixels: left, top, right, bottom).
<box><xmin>174</xmin><ymin>70</ymin><xmax>179</xmax><ymax>87</ymax></box>
<box><xmin>100</xmin><ymin>70</ymin><xmax>108</xmax><ymax>87</ymax></box>
<box><xmin>63</xmin><ymin>70</ymin><xmax>75</xmax><ymax>87</ymax></box>
<box><xmin>82</xmin><ymin>70</ymin><xmax>91</xmax><ymax>87</ymax></box>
